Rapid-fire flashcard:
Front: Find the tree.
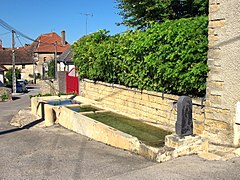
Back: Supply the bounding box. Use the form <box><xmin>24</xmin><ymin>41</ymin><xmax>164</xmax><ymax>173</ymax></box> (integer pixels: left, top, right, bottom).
<box><xmin>47</xmin><ymin>60</ymin><xmax>55</xmax><ymax>79</ymax></box>
<box><xmin>116</xmin><ymin>0</ymin><xmax>208</xmax><ymax>28</ymax></box>
<box><xmin>5</xmin><ymin>67</ymin><xmax>21</xmax><ymax>86</ymax></box>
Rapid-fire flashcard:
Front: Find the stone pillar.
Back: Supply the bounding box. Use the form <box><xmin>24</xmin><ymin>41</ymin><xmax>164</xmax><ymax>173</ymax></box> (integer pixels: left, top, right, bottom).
<box><xmin>57</xmin><ymin>71</ymin><xmax>67</xmax><ymax>94</ymax></box>
<box><xmin>205</xmin><ymin>0</ymin><xmax>240</xmax><ymax>146</ymax></box>
<box><xmin>44</xmin><ymin>104</ymin><xmax>55</xmax><ymax>126</ymax></box>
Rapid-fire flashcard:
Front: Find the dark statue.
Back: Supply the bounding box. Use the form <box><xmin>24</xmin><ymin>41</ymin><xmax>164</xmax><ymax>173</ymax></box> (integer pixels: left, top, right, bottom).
<box><xmin>175</xmin><ymin>96</ymin><xmax>193</xmax><ymax>137</ymax></box>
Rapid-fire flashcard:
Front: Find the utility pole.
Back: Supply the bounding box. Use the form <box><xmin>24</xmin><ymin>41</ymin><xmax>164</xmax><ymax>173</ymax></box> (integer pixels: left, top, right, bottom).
<box><xmin>80</xmin><ymin>13</ymin><xmax>93</xmax><ymax>35</ymax></box>
<box><xmin>12</xmin><ymin>30</ymin><xmax>16</xmax><ymax>93</ymax></box>
<box><xmin>54</xmin><ymin>41</ymin><xmax>57</xmax><ymax>79</ymax></box>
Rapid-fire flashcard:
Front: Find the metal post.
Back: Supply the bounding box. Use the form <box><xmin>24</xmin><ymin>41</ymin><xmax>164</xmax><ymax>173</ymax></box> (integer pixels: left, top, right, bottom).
<box><xmin>80</xmin><ymin>13</ymin><xmax>93</xmax><ymax>35</ymax></box>
<box><xmin>33</xmin><ymin>54</ymin><xmax>36</xmax><ymax>84</ymax></box>
<box><xmin>12</xmin><ymin>30</ymin><xmax>16</xmax><ymax>93</ymax></box>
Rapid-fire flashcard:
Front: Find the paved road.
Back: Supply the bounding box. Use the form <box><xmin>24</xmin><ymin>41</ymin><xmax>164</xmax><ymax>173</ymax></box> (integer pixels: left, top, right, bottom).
<box><xmin>1</xmin><ymin>85</ymin><xmax>240</xmax><ymax>179</ymax></box>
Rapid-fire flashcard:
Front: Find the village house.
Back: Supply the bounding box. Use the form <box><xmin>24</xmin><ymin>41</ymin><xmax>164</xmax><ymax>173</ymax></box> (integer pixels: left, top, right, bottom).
<box><xmin>0</xmin><ymin>31</ymin><xmax>70</xmax><ymax>82</ymax></box>
<box><xmin>57</xmin><ymin>47</ymin><xmax>74</xmax><ymax>72</ymax></box>
<box><xmin>0</xmin><ymin>39</ymin><xmax>37</xmax><ymax>82</ymax></box>
<box><xmin>34</xmin><ymin>31</ymin><xmax>70</xmax><ymax>78</ymax></box>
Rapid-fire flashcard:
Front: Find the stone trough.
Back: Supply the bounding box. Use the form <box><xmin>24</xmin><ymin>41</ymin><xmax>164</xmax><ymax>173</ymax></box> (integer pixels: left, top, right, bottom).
<box><xmin>31</xmin><ymin>95</ymin><xmax>208</xmax><ymax>162</ymax></box>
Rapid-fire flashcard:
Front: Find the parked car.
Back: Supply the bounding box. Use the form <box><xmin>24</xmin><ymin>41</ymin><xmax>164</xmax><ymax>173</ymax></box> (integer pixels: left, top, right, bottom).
<box><xmin>16</xmin><ymin>80</ymin><xmax>28</xmax><ymax>93</ymax></box>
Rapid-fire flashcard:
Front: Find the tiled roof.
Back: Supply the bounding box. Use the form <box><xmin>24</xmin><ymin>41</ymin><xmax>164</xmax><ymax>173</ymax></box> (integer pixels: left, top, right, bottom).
<box><xmin>34</xmin><ymin>32</ymin><xmax>70</xmax><ymax>53</ymax></box>
<box><xmin>0</xmin><ymin>42</ymin><xmax>37</xmax><ymax>65</ymax></box>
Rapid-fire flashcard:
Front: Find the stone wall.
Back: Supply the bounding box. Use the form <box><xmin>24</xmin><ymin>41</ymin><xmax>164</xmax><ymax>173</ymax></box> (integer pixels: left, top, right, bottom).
<box><xmin>38</xmin><ymin>80</ymin><xmax>59</xmax><ymax>95</ymax></box>
<box><xmin>206</xmin><ymin>0</ymin><xmax>240</xmax><ymax>146</ymax></box>
<box><xmin>79</xmin><ymin>79</ymin><xmax>205</xmax><ymax>134</ymax></box>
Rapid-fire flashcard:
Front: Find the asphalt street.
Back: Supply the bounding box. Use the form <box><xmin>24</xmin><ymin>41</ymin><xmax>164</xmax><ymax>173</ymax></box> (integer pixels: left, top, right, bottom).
<box><xmin>1</xmin><ymin>85</ymin><xmax>240</xmax><ymax>180</ymax></box>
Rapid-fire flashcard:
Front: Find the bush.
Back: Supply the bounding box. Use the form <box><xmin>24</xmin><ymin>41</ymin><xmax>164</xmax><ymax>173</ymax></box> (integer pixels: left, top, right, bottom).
<box><xmin>48</xmin><ymin>60</ymin><xmax>55</xmax><ymax>79</ymax></box>
<box><xmin>72</xmin><ymin>16</ymin><xmax>208</xmax><ymax>97</ymax></box>
<box><xmin>5</xmin><ymin>67</ymin><xmax>21</xmax><ymax>86</ymax></box>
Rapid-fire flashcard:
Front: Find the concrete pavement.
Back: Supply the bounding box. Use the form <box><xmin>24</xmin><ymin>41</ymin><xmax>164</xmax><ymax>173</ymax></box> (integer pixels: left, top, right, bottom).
<box><xmin>1</xmin><ymin>85</ymin><xmax>240</xmax><ymax>179</ymax></box>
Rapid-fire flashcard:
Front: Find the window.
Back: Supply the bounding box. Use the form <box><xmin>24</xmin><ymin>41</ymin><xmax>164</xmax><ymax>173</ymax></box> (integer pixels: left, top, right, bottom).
<box><xmin>22</xmin><ymin>65</ymin><xmax>25</xmax><ymax>69</ymax></box>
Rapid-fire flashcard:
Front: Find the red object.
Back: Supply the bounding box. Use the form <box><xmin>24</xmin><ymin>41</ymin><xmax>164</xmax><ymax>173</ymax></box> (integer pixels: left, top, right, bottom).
<box><xmin>66</xmin><ymin>68</ymin><xmax>79</xmax><ymax>94</ymax></box>
<box><xmin>35</xmin><ymin>32</ymin><xmax>70</xmax><ymax>53</ymax></box>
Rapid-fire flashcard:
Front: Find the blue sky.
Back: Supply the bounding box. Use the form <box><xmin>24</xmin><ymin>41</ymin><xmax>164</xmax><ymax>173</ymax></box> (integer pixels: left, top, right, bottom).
<box><xmin>0</xmin><ymin>0</ymin><xmax>127</xmax><ymax>47</ymax></box>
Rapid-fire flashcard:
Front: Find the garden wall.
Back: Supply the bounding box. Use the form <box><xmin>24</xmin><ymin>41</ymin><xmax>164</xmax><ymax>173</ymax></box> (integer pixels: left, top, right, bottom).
<box><xmin>79</xmin><ymin>79</ymin><xmax>205</xmax><ymax>134</ymax></box>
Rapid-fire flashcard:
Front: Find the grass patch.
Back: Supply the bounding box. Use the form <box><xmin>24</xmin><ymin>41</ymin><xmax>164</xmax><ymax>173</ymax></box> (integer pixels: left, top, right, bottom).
<box><xmin>86</xmin><ymin>112</ymin><xmax>171</xmax><ymax>147</ymax></box>
<box><xmin>68</xmin><ymin>105</ymin><xmax>101</xmax><ymax>112</ymax></box>
<box><xmin>78</xmin><ymin>106</ymin><xmax>101</xmax><ymax>112</ymax></box>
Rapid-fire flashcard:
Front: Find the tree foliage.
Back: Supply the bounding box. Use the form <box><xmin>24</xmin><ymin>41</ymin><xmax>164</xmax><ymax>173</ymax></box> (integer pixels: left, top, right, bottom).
<box><xmin>72</xmin><ymin>16</ymin><xmax>208</xmax><ymax>97</ymax></box>
<box><xmin>116</xmin><ymin>0</ymin><xmax>209</xmax><ymax>28</ymax></box>
<box><xmin>5</xmin><ymin>67</ymin><xmax>21</xmax><ymax>86</ymax></box>
<box><xmin>47</xmin><ymin>60</ymin><xmax>55</xmax><ymax>79</ymax></box>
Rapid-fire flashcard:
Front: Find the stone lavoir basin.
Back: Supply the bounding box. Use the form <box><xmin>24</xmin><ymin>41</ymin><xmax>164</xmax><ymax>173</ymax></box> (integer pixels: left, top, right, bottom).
<box><xmin>63</xmin><ymin>103</ymin><xmax>171</xmax><ymax>147</ymax></box>
<box><xmin>64</xmin><ymin>103</ymin><xmax>171</xmax><ymax>148</ymax></box>
<box><xmin>84</xmin><ymin>111</ymin><xmax>171</xmax><ymax>147</ymax></box>
<box><xmin>31</xmin><ymin>95</ymin><xmax>208</xmax><ymax>162</ymax></box>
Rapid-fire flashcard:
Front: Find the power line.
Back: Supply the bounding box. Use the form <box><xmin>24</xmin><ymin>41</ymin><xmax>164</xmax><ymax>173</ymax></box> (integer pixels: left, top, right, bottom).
<box><xmin>0</xmin><ymin>19</ymin><xmax>35</xmax><ymax>42</ymax></box>
<box><xmin>0</xmin><ymin>19</ymin><xmax>69</xmax><ymax>48</ymax></box>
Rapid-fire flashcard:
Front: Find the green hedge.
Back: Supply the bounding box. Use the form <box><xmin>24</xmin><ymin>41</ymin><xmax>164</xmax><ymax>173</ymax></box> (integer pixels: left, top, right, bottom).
<box><xmin>72</xmin><ymin>16</ymin><xmax>208</xmax><ymax>97</ymax></box>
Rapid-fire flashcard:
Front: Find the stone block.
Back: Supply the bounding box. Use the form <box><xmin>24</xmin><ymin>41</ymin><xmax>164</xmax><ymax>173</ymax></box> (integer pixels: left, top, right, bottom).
<box><xmin>165</xmin><ymin>134</ymin><xmax>201</xmax><ymax>148</ymax></box>
<box><xmin>207</xmin><ymin>59</ymin><xmax>222</xmax><ymax>68</ymax></box>
<box><xmin>203</xmin><ymin>128</ymin><xmax>233</xmax><ymax>145</ymax></box>
<box><xmin>192</xmin><ymin>112</ymin><xmax>205</xmax><ymax>122</ymax></box>
<box><xmin>207</xmin><ymin>81</ymin><xmax>224</xmax><ymax>91</ymax></box>
<box><xmin>205</xmin><ymin>119</ymin><xmax>230</xmax><ymax>130</ymax></box>
<box><xmin>205</xmin><ymin>111</ymin><xmax>230</xmax><ymax>122</ymax></box>
<box><xmin>157</xmin><ymin>134</ymin><xmax>209</xmax><ymax>162</ymax></box>
<box><xmin>193</xmin><ymin>121</ymin><xmax>204</xmax><ymax>134</ymax></box>
<box><xmin>210</xmin><ymin>4</ymin><xmax>220</xmax><ymax>13</ymax></box>
<box><xmin>208</xmin><ymin>28</ymin><xmax>215</xmax><ymax>35</ymax></box>
<box><xmin>209</xmin><ymin>19</ymin><xmax>225</xmax><ymax>28</ymax></box>
<box><xmin>208</xmin><ymin>48</ymin><xmax>221</xmax><ymax>59</ymax></box>
<box><xmin>207</xmin><ymin>94</ymin><xmax>222</xmax><ymax>107</ymax></box>
<box><xmin>209</xmin><ymin>34</ymin><xmax>219</xmax><ymax>41</ymax></box>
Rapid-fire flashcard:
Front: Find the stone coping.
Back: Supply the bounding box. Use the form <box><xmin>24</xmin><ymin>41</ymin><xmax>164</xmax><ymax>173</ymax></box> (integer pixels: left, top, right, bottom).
<box><xmin>81</xmin><ymin>79</ymin><xmax>204</xmax><ymax>106</ymax></box>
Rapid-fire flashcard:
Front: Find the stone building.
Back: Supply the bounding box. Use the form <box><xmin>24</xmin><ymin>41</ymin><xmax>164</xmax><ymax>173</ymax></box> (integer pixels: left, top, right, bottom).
<box><xmin>206</xmin><ymin>0</ymin><xmax>240</xmax><ymax>146</ymax></box>
<box><xmin>34</xmin><ymin>31</ymin><xmax>70</xmax><ymax>78</ymax></box>
<box><xmin>57</xmin><ymin>47</ymin><xmax>75</xmax><ymax>72</ymax></box>
<box><xmin>0</xmin><ymin>31</ymin><xmax>70</xmax><ymax>82</ymax></box>
<box><xmin>0</xmin><ymin>41</ymin><xmax>37</xmax><ymax>81</ymax></box>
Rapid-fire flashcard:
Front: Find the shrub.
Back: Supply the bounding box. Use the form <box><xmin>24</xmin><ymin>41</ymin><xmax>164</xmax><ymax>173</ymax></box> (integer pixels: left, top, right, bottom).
<box><xmin>5</xmin><ymin>67</ymin><xmax>21</xmax><ymax>86</ymax></box>
<box><xmin>72</xmin><ymin>16</ymin><xmax>208</xmax><ymax>97</ymax></box>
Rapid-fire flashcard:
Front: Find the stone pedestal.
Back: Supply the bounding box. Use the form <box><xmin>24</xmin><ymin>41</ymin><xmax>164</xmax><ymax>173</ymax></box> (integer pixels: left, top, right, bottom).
<box><xmin>157</xmin><ymin>134</ymin><xmax>208</xmax><ymax>162</ymax></box>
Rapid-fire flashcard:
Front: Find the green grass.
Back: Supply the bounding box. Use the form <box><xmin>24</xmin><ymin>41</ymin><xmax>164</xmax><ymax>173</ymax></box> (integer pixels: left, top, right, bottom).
<box><xmin>86</xmin><ymin>112</ymin><xmax>171</xmax><ymax>147</ymax></box>
<box><xmin>68</xmin><ymin>105</ymin><xmax>101</xmax><ymax>112</ymax></box>
<box><xmin>78</xmin><ymin>106</ymin><xmax>100</xmax><ymax>112</ymax></box>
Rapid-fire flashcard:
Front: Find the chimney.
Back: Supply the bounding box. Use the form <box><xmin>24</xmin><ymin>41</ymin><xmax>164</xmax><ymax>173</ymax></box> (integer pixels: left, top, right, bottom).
<box><xmin>61</xmin><ymin>30</ymin><xmax>66</xmax><ymax>45</ymax></box>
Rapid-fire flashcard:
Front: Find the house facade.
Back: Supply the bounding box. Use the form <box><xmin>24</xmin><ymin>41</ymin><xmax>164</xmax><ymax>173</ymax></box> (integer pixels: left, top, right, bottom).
<box><xmin>58</xmin><ymin>47</ymin><xmax>75</xmax><ymax>72</ymax></box>
<box><xmin>0</xmin><ymin>31</ymin><xmax>69</xmax><ymax>82</ymax></box>
<box><xmin>34</xmin><ymin>31</ymin><xmax>70</xmax><ymax>78</ymax></box>
<box><xmin>0</xmin><ymin>41</ymin><xmax>37</xmax><ymax>82</ymax></box>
